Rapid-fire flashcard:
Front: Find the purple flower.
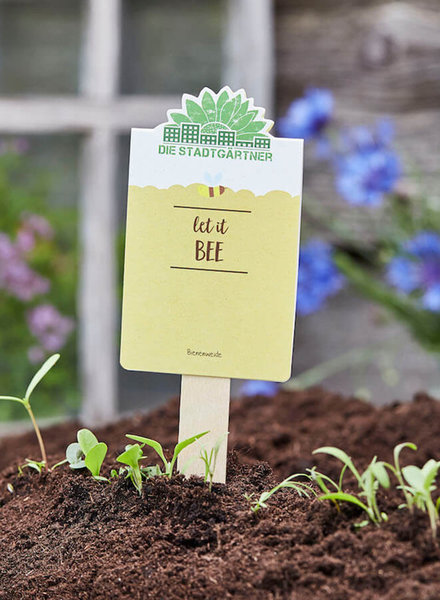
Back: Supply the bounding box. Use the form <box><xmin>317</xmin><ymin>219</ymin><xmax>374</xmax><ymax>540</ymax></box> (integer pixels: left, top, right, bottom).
<box><xmin>0</xmin><ymin>233</ymin><xmax>16</xmax><ymax>262</ymax></box>
<box><xmin>0</xmin><ymin>233</ymin><xmax>50</xmax><ymax>301</ymax></box>
<box><xmin>297</xmin><ymin>240</ymin><xmax>345</xmax><ymax>315</ymax></box>
<box><xmin>1</xmin><ymin>261</ymin><xmax>50</xmax><ymax>301</ymax></box>
<box><xmin>386</xmin><ymin>231</ymin><xmax>440</xmax><ymax>312</ymax></box>
<box><xmin>335</xmin><ymin>119</ymin><xmax>401</xmax><ymax>206</ymax></box>
<box><xmin>15</xmin><ymin>228</ymin><xmax>36</xmax><ymax>254</ymax></box>
<box><xmin>15</xmin><ymin>214</ymin><xmax>53</xmax><ymax>254</ymax></box>
<box><xmin>21</xmin><ymin>214</ymin><xmax>53</xmax><ymax>240</ymax></box>
<box><xmin>240</xmin><ymin>380</ymin><xmax>279</xmax><ymax>397</ymax></box>
<box><xmin>27</xmin><ymin>304</ymin><xmax>74</xmax><ymax>352</ymax></box>
<box><xmin>278</xmin><ymin>89</ymin><xmax>333</xmax><ymax>140</ymax></box>
<box><xmin>0</xmin><ymin>215</ymin><xmax>54</xmax><ymax>301</ymax></box>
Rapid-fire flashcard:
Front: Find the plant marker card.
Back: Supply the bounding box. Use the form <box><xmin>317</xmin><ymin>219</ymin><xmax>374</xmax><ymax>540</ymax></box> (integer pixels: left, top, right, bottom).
<box><xmin>120</xmin><ymin>87</ymin><xmax>303</xmax><ymax>383</ymax></box>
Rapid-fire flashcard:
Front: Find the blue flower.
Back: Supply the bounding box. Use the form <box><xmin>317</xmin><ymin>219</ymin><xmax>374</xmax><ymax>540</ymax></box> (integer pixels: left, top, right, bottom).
<box><xmin>297</xmin><ymin>240</ymin><xmax>345</xmax><ymax>315</ymax></box>
<box><xmin>240</xmin><ymin>380</ymin><xmax>279</xmax><ymax>397</ymax></box>
<box><xmin>386</xmin><ymin>231</ymin><xmax>440</xmax><ymax>312</ymax></box>
<box><xmin>278</xmin><ymin>88</ymin><xmax>333</xmax><ymax>140</ymax></box>
<box><xmin>335</xmin><ymin>120</ymin><xmax>401</xmax><ymax>206</ymax></box>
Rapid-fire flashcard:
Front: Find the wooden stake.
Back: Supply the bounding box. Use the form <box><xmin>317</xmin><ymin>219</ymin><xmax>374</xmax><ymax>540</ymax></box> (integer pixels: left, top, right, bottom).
<box><xmin>177</xmin><ymin>375</ymin><xmax>230</xmax><ymax>483</ymax></box>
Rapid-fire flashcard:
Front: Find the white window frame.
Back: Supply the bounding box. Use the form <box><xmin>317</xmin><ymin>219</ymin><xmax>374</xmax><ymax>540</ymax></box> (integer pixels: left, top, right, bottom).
<box><xmin>0</xmin><ymin>0</ymin><xmax>273</xmax><ymax>424</ymax></box>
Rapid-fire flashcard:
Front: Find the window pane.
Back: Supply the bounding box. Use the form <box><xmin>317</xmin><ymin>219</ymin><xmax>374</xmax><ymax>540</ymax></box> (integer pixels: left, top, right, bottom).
<box><xmin>121</xmin><ymin>0</ymin><xmax>225</xmax><ymax>95</ymax></box>
<box><xmin>0</xmin><ymin>0</ymin><xmax>84</xmax><ymax>94</ymax></box>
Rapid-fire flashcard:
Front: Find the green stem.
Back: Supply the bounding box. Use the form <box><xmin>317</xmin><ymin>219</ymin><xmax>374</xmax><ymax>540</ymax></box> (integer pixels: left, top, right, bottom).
<box><xmin>428</xmin><ymin>501</ymin><xmax>438</xmax><ymax>542</ymax></box>
<box><xmin>24</xmin><ymin>401</ymin><xmax>47</xmax><ymax>471</ymax></box>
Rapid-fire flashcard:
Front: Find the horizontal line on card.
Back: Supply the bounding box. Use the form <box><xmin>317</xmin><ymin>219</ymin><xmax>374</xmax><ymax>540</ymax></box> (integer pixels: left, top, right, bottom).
<box><xmin>173</xmin><ymin>205</ymin><xmax>251</xmax><ymax>214</ymax></box>
<box><xmin>170</xmin><ymin>266</ymin><xmax>248</xmax><ymax>274</ymax></box>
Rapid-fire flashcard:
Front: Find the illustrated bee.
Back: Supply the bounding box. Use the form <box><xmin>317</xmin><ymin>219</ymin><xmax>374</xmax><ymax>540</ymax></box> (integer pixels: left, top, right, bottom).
<box><xmin>198</xmin><ymin>172</ymin><xmax>227</xmax><ymax>197</ymax></box>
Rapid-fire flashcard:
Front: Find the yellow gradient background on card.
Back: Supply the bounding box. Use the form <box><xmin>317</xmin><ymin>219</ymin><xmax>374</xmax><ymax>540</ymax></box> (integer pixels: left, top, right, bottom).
<box><xmin>120</xmin><ymin>184</ymin><xmax>300</xmax><ymax>381</ymax></box>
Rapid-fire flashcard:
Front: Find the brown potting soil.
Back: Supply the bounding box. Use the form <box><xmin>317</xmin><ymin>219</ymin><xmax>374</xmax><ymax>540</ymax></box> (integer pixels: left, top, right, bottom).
<box><xmin>1</xmin><ymin>388</ymin><xmax>440</xmax><ymax>599</ymax></box>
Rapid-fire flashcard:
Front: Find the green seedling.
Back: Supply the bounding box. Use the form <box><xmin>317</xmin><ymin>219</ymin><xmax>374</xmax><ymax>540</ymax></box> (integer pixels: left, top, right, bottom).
<box><xmin>401</xmin><ymin>459</ymin><xmax>440</xmax><ymax>540</ymax></box>
<box><xmin>65</xmin><ymin>429</ymin><xmax>108</xmax><ymax>481</ymax></box>
<box><xmin>382</xmin><ymin>442</ymin><xmax>417</xmax><ymax>512</ymax></box>
<box><xmin>0</xmin><ymin>353</ymin><xmax>60</xmax><ymax>471</ymax></box>
<box><xmin>245</xmin><ymin>474</ymin><xmax>316</xmax><ymax>513</ymax></box>
<box><xmin>117</xmin><ymin>443</ymin><xmax>144</xmax><ymax>494</ymax></box>
<box><xmin>126</xmin><ymin>431</ymin><xmax>209</xmax><ymax>479</ymax></box>
<box><xmin>313</xmin><ymin>446</ymin><xmax>390</xmax><ymax>526</ymax></box>
<box><xmin>199</xmin><ymin>434</ymin><xmax>228</xmax><ymax>492</ymax></box>
<box><xmin>18</xmin><ymin>459</ymin><xmax>46</xmax><ymax>475</ymax></box>
<box><xmin>307</xmin><ymin>466</ymin><xmax>343</xmax><ymax>510</ymax></box>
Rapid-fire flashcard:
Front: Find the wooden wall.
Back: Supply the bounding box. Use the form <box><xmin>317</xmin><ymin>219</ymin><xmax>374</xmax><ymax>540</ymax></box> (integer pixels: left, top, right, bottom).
<box><xmin>275</xmin><ymin>0</ymin><xmax>440</xmax><ymax>209</ymax></box>
<box><xmin>273</xmin><ymin>0</ymin><xmax>440</xmax><ymax>401</ymax></box>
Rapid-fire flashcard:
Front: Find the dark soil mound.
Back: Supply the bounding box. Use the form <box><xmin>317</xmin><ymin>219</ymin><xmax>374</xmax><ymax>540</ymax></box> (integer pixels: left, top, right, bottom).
<box><xmin>1</xmin><ymin>388</ymin><xmax>440</xmax><ymax>599</ymax></box>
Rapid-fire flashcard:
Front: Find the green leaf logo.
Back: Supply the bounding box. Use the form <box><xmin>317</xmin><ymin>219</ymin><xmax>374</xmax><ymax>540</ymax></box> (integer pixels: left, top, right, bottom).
<box><xmin>162</xmin><ymin>87</ymin><xmax>273</xmax><ymax>149</ymax></box>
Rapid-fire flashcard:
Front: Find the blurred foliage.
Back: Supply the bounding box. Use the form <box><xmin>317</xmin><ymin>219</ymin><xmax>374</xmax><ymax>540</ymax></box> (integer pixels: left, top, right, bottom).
<box><xmin>334</xmin><ymin>190</ymin><xmax>440</xmax><ymax>354</ymax></box>
<box><xmin>280</xmin><ymin>89</ymin><xmax>440</xmax><ymax>357</ymax></box>
<box><xmin>0</xmin><ymin>150</ymin><xmax>78</xmax><ymax>420</ymax></box>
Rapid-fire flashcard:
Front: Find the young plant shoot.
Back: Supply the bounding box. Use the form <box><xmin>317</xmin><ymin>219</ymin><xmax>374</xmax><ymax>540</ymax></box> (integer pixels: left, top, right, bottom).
<box><xmin>18</xmin><ymin>459</ymin><xmax>46</xmax><ymax>475</ymax></box>
<box><xmin>116</xmin><ymin>444</ymin><xmax>144</xmax><ymax>494</ymax></box>
<box><xmin>65</xmin><ymin>429</ymin><xmax>108</xmax><ymax>481</ymax></box>
<box><xmin>383</xmin><ymin>442</ymin><xmax>417</xmax><ymax>513</ymax></box>
<box><xmin>0</xmin><ymin>353</ymin><xmax>60</xmax><ymax>471</ymax></box>
<box><xmin>245</xmin><ymin>474</ymin><xmax>316</xmax><ymax>513</ymax></box>
<box><xmin>126</xmin><ymin>431</ymin><xmax>209</xmax><ymax>479</ymax></box>
<box><xmin>313</xmin><ymin>446</ymin><xmax>390</xmax><ymax>526</ymax></box>
<box><xmin>199</xmin><ymin>434</ymin><xmax>228</xmax><ymax>492</ymax></box>
<box><xmin>401</xmin><ymin>459</ymin><xmax>440</xmax><ymax>540</ymax></box>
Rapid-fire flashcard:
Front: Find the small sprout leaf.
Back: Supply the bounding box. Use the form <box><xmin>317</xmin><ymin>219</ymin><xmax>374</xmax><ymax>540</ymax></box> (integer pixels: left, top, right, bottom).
<box><xmin>117</xmin><ymin>444</ymin><xmax>144</xmax><ymax>494</ymax></box>
<box><xmin>171</xmin><ymin>431</ymin><xmax>209</xmax><ymax>473</ymax></box>
<box><xmin>126</xmin><ymin>431</ymin><xmax>209</xmax><ymax>478</ymax></box>
<box><xmin>319</xmin><ymin>492</ymin><xmax>371</xmax><ymax>515</ymax></box>
<box><xmin>199</xmin><ymin>434</ymin><xmax>228</xmax><ymax>491</ymax></box>
<box><xmin>84</xmin><ymin>442</ymin><xmax>107</xmax><ymax>478</ymax></box>
<box><xmin>371</xmin><ymin>462</ymin><xmax>390</xmax><ymax>488</ymax></box>
<box><xmin>402</xmin><ymin>465</ymin><xmax>425</xmax><ymax>491</ymax></box>
<box><xmin>246</xmin><ymin>473</ymin><xmax>315</xmax><ymax>513</ymax></box>
<box><xmin>313</xmin><ymin>446</ymin><xmax>360</xmax><ymax>481</ymax></box>
<box><xmin>24</xmin><ymin>354</ymin><xmax>60</xmax><ymax>402</ymax></box>
<box><xmin>422</xmin><ymin>460</ymin><xmax>440</xmax><ymax>490</ymax></box>
<box><xmin>66</xmin><ymin>442</ymin><xmax>85</xmax><ymax>468</ymax></box>
<box><xmin>117</xmin><ymin>444</ymin><xmax>143</xmax><ymax>469</ymax></box>
<box><xmin>394</xmin><ymin>442</ymin><xmax>417</xmax><ymax>468</ymax></box>
<box><xmin>18</xmin><ymin>459</ymin><xmax>46</xmax><ymax>475</ymax></box>
<box><xmin>126</xmin><ymin>435</ymin><xmax>167</xmax><ymax>467</ymax></box>
<box><xmin>354</xmin><ymin>520</ymin><xmax>370</xmax><ymax>529</ymax></box>
<box><xmin>142</xmin><ymin>464</ymin><xmax>162</xmax><ymax>478</ymax></box>
<box><xmin>77</xmin><ymin>429</ymin><xmax>99</xmax><ymax>455</ymax></box>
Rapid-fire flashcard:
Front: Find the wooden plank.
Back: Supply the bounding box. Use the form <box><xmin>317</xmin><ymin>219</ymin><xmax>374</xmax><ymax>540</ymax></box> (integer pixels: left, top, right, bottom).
<box><xmin>275</xmin><ymin>1</ymin><xmax>440</xmax><ymax>112</ymax></box>
<box><xmin>177</xmin><ymin>375</ymin><xmax>230</xmax><ymax>483</ymax></box>
<box><xmin>78</xmin><ymin>0</ymin><xmax>121</xmax><ymax>424</ymax></box>
<box><xmin>80</xmin><ymin>0</ymin><xmax>121</xmax><ymax>100</ymax></box>
<box><xmin>224</xmin><ymin>0</ymin><xmax>274</xmax><ymax>117</ymax></box>
<box><xmin>79</xmin><ymin>128</ymin><xmax>118</xmax><ymax>424</ymax></box>
<box><xmin>0</xmin><ymin>96</ymin><xmax>180</xmax><ymax>133</ymax></box>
